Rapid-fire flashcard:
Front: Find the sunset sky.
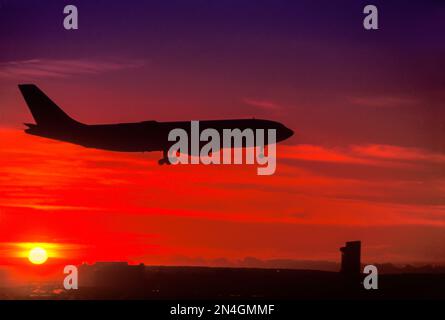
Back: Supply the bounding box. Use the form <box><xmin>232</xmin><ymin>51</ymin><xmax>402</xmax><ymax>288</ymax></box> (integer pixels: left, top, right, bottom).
<box><xmin>0</xmin><ymin>0</ymin><xmax>444</xmax><ymax>280</ymax></box>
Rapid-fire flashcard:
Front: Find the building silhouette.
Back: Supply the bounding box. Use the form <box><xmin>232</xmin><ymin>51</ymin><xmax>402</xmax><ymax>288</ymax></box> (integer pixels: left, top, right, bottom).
<box><xmin>340</xmin><ymin>241</ymin><xmax>361</xmax><ymax>276</ymax></box>
<box><xmin>78</xmin><ymin>262</ymin><xmax>145</xmax><ymax>290</ymax></box>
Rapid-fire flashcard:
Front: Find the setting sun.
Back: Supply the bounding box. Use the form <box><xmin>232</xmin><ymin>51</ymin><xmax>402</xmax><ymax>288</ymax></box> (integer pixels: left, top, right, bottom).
<box><xmin>28</xmin><ymin>247</ymin><xmax>48</xmax><ymax>265</ymax></box>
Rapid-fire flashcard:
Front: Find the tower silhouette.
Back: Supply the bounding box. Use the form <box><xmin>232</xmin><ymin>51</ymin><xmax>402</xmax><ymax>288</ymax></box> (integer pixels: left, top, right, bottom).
<box><xmin>340</xmin><ymin>241</ymin><xmax>361</xmax><ymax>276</ymax></box>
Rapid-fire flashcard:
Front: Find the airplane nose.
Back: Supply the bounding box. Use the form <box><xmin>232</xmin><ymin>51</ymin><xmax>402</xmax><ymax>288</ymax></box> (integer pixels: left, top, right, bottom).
<box><xmin>277</xmin><ymin>125</ymin><xmax>294</xmax><ymax>141</ymax></box>
<box><xmin>284</xmin><ymin>127</ymin><xmax>294</xmax><ymax>139</ymax></box>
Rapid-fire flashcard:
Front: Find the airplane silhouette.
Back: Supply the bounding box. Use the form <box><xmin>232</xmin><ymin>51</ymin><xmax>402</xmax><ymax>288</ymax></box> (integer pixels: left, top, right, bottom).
<box><xmin>18</xmin><ymin>84</ymin><xmax>294</xmax><ymax>164</ymax></box>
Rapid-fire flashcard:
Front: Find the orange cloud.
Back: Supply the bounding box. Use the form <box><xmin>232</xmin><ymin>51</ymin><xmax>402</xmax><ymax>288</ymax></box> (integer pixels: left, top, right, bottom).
<box><xmin>281</xmin><ymin>144</ymin><xmax>445</xmax><ymax>166</ymax></box>
<box><xmin>0</xmin><ymin>128</ymin><xmax>444</xmax><ymax>266</ymax></box>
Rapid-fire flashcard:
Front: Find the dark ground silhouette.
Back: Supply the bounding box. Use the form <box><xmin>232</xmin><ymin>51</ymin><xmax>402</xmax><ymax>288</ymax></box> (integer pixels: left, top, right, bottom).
<box><xmin>1</xmin><ymin>265</ymin><xmax>444</xmax><ymax>300</ymax></box>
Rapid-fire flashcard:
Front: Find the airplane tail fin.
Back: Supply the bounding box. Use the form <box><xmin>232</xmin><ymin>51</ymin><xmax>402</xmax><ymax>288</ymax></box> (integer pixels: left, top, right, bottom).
<box><xmin>18</xmin><ymin>84</ymin><xmax>80</xmax><ymax>127</ymax></box>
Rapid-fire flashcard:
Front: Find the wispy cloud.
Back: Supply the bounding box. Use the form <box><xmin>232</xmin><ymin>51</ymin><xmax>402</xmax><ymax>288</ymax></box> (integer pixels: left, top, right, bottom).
<box><xmin>281</xmin><ymin>144</ymin><xmax>445</xmax><ymax>166</ymax></box>
<box><xmin>0</xmin><ymin>58</ymin><xmax>145</xmax><ymax>79</ymax></box>
<box><xmin>351</xmin><ymin>144</ymin><xmax>445</xmax><ymax>163</ymax></box>
<box><xmin>243</xmin><ymin>98</ymin><xmax>283</xmax><ymax>111</ymax></box>
<box><xmin>349</xmin><ymin>95</ymin><xmax>418</xmax><ymax>108</ymax></box>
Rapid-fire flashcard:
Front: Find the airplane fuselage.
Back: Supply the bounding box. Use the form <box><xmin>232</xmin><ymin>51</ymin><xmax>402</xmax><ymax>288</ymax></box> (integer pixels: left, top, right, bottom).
<box><xmin>26</xmin><ymin>118</ymin><xmax>294</xmax><ymax>153</ymax></box>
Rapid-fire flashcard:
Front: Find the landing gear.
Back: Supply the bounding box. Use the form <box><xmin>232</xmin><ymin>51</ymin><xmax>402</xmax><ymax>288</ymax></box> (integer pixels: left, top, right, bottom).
<box><xmin>158</xmin><ymin>150</ymin><xmax>171</xmax><ymax>165</ymax></box>
<box><xmin>158</xmin><ymin>157</ymin><xmax>171</xmax><ymax>165</ymax></box>
<box><xmin>158</xmin><ymin>150</ymin><xmax>177</xmax><ymax>165</ymax></box>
